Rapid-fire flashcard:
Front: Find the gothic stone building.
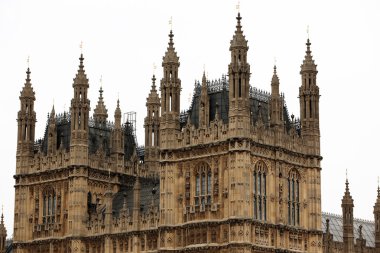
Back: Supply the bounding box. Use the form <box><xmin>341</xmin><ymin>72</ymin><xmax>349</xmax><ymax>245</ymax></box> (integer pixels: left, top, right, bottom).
<box><xmin>12</xmin><ymin>13</ymin><xmax>380</xmax><ymax>253</ymax></box>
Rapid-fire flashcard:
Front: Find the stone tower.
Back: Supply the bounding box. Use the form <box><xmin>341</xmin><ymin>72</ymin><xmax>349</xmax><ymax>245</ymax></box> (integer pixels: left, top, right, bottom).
<box><xmin>228</xmin><ymin>12</ymin><xmax>251</xmax><ymax>137</ymax></box>
<box><xmin>160</xmin><ymin>30</ymin><xmax>181</xmax><ymax>150</ymax></box>
<box><xmin>269</xmin><ymin>65</ymin><xmax>284</xmax><ymax>144</ymax></box>
<box><xmin>342</xmin><ymin>178</ymin><xmax>355</xmax><ymax>253</ymax></box>
<box><xmin>70</xmin><ymin>53</ymin><xmax>90</xmax><ymax>165</ymax></box>
<box><xmin>14</xmin><ymin>67</ymin><xmax>36</xmax><ymax>243</ymax></box>
<box><xmin>144</xmin><ymin>75</ymin><xmax>160</xmax><ymax>176</ymax></box>
<box><xmin>111</xmin><ymin>99</ymin><xmax>125</xmax><ymax>172</ymax></box>
<box><xmin>16</xmin><ymin>67</ymin><xmax>36</xmax><ymax>174</ymax></box>
<box><xmin>299</xmin><ymin>38</ymin><xmax>320</xmax><ymax>155</ymax></box>
<box><xmin>0</xmin><ymin>211</ymin><xmax>6</xmax><ymax>253</ymax></box>
<box><xmin>374</xmin><ymin>184</ymin><xmax>380</xmax><ymax>252</ymax></box>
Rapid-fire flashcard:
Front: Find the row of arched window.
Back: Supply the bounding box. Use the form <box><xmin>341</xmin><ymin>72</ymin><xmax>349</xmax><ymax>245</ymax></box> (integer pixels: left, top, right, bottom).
<box><xmin>190</xmin><ymin>161</ymin><xmax>301</xmax><ymax>226</ymax></box>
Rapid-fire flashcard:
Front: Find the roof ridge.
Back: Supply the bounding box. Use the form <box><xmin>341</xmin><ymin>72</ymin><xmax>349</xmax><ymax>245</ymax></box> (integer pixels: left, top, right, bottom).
<box><xmin>322</xmin><ymin>211</ymin><xmax>374</xmax><ymax>223</ymax></box>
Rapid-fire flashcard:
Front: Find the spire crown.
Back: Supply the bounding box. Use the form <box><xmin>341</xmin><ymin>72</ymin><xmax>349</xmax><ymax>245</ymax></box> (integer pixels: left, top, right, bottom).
<box><xmin>230</xmin><ymin>12</ymin><xmax>248</xmax><ymax>49</ymax></box>
<box><xmin>301</xmin><ymin>38</ymin><xmax>317</xmax><ymax>72</ymax></box>
<box><xmin>163</xmin><ymin>30</ymin><xmax>179</xmax><ymax>64</ymax></box>
<box><xmin>21</xmin><ymin>67</ymin><xmax>35</xmax><ymax>99</ymax></box>
<box><xmin>271</xmin><ymin>65</ymin><xmax>279</xmax><ymax>85</ymax></box>
<box><xmin>202</xmin><ymin>71</ymin><xmax>207</xmax><ymax>85</ymax></box>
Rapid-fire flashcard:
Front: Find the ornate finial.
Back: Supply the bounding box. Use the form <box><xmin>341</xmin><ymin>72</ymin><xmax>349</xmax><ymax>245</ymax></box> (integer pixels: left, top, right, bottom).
<box><xmin>26</xmin><ymin>56</ymin><xmax>31</xmax><ymax>82</ymax></box>
<box><xmin>236</xmin><ymin>12</ymin><xmax>242</xmax><ymax>31</ymax></box>
<box><xmin>153</xmin><ymin>62</ymin><xmax>157</xmax><ymax>75</ymax></box>
<box><xmin>377</xmin><ymin>176</ymin><xmax>380</xmax><ymax>197</ymax></box>
<box><xmin>274</xmin><ymin>57</ymin><xmax>277</xmax><ymax>67</ymax></box>
<box><xmin>326</xmin><ymin>218</ymin><xmax>330</xmax><ymax>233</ymax></box>
<box><xmin>151</xmin><ymin>74</ymin><xmax>157</xmax><ymax>91</ymax></box>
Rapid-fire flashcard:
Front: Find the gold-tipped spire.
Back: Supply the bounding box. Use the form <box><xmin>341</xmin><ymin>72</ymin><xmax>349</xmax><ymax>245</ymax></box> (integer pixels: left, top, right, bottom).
<box><xmin>169</xmin><ymin>16</ymin><xmax>173</xmax><ymax>31</ymax></box>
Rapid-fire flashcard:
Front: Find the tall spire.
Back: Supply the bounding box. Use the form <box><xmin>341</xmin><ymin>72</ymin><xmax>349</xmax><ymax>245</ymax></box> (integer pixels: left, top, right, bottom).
<box><xmin>20</xmin><ymin>67</ymin><xmax>35</xmax><ymax>99</ymax></box>
<box><xmin>271</xmin><ymin>65</ymin><xmax>279</xmax><ymax>94</ymax></box>
<box><xmin>163</xmin><ymin>29</ymin><xmax>179</xmax><ymax>64</ymax></box>
<box><xmin>230</xmin><ymin>12</ymin><xmax>248</xmax><ymax>49</ymax></box>
<box><xmin>94</xmin><ymin>84</ymin><xmax>108</xmax><ymax>125</ymax></box>
<box><xmin>342</xmin><ymin>176</ymin><xmax>355</xmax><ymax>253</ymax></box>
<box><xmin>301</xmin><ymin>38</ymin><xmax>317</xmax><ymax>73</ymax></box>
<box><xmin>270</xmin><ymin>65</ymin><xmax>283</xmax><ymax>128</ymax></box>
<box><xmin>17</xmin><ymin>65</ymin><xmax>37</xmax><ymax>162</ymax></box>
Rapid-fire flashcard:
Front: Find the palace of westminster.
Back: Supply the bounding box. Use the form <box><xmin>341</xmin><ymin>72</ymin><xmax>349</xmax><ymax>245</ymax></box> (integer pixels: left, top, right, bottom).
<box><xmin>1</xmin><ymin>12</ymin><xmax>380</xmax><ymax>253</ymax></box>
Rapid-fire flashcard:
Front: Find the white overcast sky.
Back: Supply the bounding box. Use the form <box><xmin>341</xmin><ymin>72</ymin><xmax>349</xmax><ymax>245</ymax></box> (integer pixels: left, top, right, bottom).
<box><xmin>1</xmin><ymin>0</ymin><xmax>380</xmax><ymax>236</ymax></box>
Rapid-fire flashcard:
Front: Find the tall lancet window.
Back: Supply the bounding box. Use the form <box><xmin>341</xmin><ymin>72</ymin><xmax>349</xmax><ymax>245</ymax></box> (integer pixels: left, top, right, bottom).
<box><xmin>253</xmin><ymin>161</ymin><xmax>267</xmax><ymax>221</ymax></box>
<box><xmin>288</xmin><ymin>169</ymin><xmax>300</xmax><ymax>226</ymax></box>
<box><xmin>42</xmin><ymin>186</ymin><xmax>56</xmax><ymax>224</ymax></box>
<box><xmin>194</xmin><ymin>162</ymin><xmax>212</xmax><ymax>209</ymax></box>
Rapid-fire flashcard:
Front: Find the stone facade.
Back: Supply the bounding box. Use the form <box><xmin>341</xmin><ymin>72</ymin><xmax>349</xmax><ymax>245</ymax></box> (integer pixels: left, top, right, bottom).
<box><xmin>11</xmin><ymin>12</ymin><xmax>379</xmax><ymax>253</ymax></box>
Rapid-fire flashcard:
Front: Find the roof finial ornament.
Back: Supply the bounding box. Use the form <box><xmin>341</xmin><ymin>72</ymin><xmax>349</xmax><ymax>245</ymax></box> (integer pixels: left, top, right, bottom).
<box><xmin>169</xmin><ymin>16</ymin><xmax>173</xmax><ymax>31</ymax></box>
<box><xmin>26</xmin><ymin>55</ymin><xmax>31</xmax><ymax>81</ymax></box>
<box><xmin>377</xmin><ymin>176</ymin><xmax>380</xmax><ymax>197</ymax></box>
<box><xmin>236</xmin><ymin>0</ymin><xmax>240</xmax><ymax>13</ymax></box>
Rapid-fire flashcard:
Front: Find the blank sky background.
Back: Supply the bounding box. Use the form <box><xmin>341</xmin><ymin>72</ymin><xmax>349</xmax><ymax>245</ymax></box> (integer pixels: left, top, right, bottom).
<box><xmin>1</xmin><ymin>0</ymin><xmax>379</xmax><ymax>236</ymax></box>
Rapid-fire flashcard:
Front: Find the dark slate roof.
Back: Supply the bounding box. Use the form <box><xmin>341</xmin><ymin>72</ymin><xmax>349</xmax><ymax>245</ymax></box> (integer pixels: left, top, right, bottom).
<box><xmin>36</xmin><ymin>112</ymin><xmax>137</xmax><ymax>161</ymax></box>
<box><xmin>112</xmin><ymin>175</ymin><xmax>159</xmax><ymax>217</ymax></box>
<box><xmin>322</xmin><ymin>212</ymin><xmax>375</xmax><ymax>247</ymax></box>
<box><xmin>181</xmin><ymin>75</ymin><xmax>294</xmax><ymax>132</ymax></box>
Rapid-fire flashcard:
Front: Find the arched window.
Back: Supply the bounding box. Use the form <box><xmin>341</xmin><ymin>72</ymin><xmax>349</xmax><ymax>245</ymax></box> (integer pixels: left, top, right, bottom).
<box><xmin>288</xmin><ymin>169</ymin><xmax>300</xmax><ymax>226</ymax></box>
<box><xmin>43</xmin><ymin>186</ymin><xmax>56</xmax><ymax>224</ymax></box>
<box><xmin>194</xmin><ymin>162</ymin><xmax>212</xmax><ymax>209</ymax></box>
<box><xmin>253</xmin><ymin>161</ymin><xmax>267</xmax><ymax>220</ymax></box>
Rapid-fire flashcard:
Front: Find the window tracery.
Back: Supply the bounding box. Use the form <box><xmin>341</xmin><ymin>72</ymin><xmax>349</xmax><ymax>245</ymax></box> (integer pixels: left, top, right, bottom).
<box><xmin>253</xmin><ymin>160</ymin><xmax>267</xmax><ymax>220</ymax></box>
<box><xmin>288</xmin><ymin>169</ymin><xmax>300</xmax><ymax>226</ymax></box>
<box><xmin>194</xmin><ymin>162</ymin><xmax>212</xmax><ymax>208</ymax></box>
<box><xmin>42</xmin><ymin>186</ymin><xmax>56</xmax><ymax>224</ymax></box>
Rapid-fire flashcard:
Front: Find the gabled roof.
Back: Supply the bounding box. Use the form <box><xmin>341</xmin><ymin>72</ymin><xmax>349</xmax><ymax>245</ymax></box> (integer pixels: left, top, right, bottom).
<box><xmin>322</xmin><ymin>212</ymin><xmax>375</xmax><ymax>247</ymax></box>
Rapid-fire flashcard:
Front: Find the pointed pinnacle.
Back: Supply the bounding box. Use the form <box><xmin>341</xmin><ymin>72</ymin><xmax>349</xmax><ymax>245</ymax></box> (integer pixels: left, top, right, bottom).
<box><xmin>168</xmin><ymin>30</ymin><xmax>174</xmax><ymax>48</ymax></box>
<box><xmin>79</xmin><ymin>53</ymin><xmax>84</xmax><ymax>70</ymax></box>
<box><xmin>99</xmin><ymin>86</ymin><xmax>104</xmax><ymax>99</ymax></box>
<box><xmin>151</xmin><ymin>75</ymin><xmax>157</xmax><ymax>91</ymax></box>
<box><xmin>306</xmin><ymin>38</ymin><xmax>312</xmax><ymax>56</ymax></box>
<box><xmin>236</xmin><ymin>12</ymin><xmax>242</xmax><ymax>32</ymax></box>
